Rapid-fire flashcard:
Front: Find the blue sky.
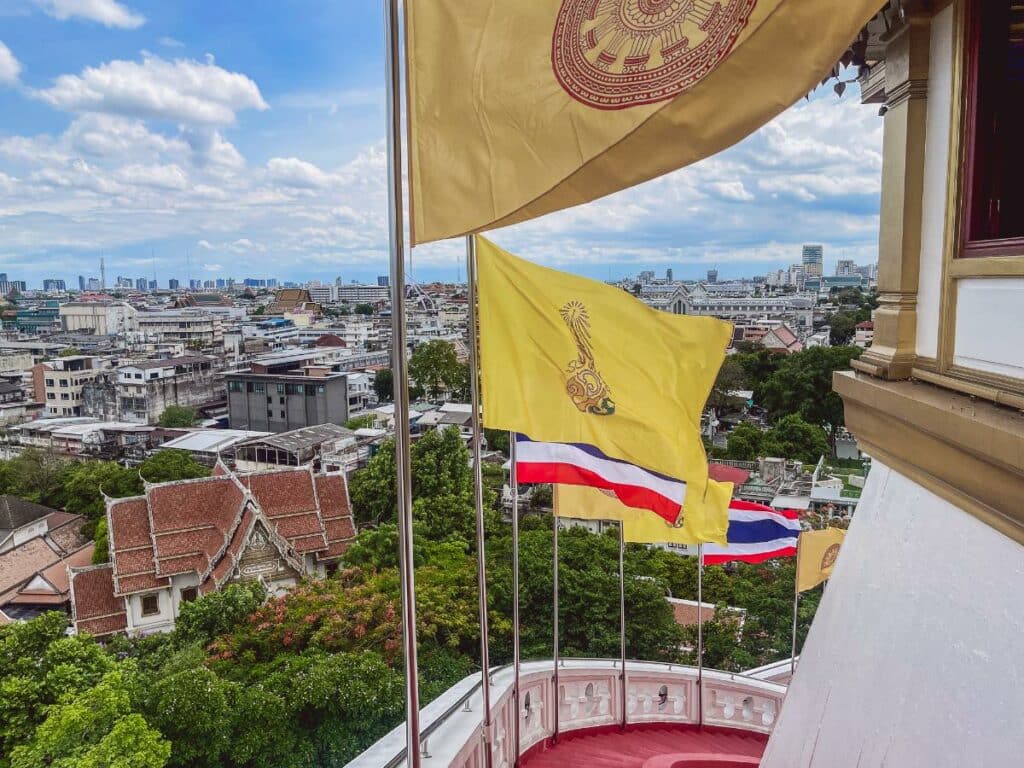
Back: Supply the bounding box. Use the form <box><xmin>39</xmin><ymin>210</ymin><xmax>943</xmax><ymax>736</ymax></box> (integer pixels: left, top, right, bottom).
<box><xmin>0</xmin><ymin>0</ymin><xmax>883</xmax><ymax>288</ymax></box>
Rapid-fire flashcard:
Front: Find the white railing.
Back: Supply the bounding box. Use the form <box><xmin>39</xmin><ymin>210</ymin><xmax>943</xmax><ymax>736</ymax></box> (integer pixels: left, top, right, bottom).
<box><xmin>345</xmin><ymin>658</ymin><xmax>787</xmax><ymax>768</ymax></box>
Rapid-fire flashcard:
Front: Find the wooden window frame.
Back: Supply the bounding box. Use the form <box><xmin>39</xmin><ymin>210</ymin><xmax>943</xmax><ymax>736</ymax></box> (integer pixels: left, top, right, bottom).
<box><xmin>959</xmin><ymin>0</ymin><xmax>1024</xmax><ymax>259</ymax></box>
<box><xmin>140</xmin><ymin>593</ymin><xmax>160</xmax><ymax>617</ymax></box>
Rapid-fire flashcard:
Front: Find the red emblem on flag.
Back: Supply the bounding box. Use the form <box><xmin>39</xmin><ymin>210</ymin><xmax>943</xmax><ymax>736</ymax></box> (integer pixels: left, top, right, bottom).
<box><xmin>552</xmin><ymin>0</ymin><xmax>758</xmax><ymax>110</ymax></box>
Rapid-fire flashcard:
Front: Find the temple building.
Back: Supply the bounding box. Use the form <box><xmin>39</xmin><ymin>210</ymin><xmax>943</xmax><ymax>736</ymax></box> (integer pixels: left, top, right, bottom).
<box><xmin>69</xmin><ymin>464</ymin><xmax>355</xmax><ymax>637</ymax></box>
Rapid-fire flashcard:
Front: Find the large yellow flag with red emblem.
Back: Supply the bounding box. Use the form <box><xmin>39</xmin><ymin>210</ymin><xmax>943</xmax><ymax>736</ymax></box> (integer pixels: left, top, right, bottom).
<box><xmin>405</xmin><ymin>0</ymin><xmax>880</xmax><ymax>244</ymax></box>
<box><xmin>478</xmin><ymin>236</ymin><xmax>732</xmax><ymax>542</ymax></box>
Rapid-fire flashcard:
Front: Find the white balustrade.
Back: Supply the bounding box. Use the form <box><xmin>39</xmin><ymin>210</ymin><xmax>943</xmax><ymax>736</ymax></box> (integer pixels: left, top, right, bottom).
<box><xmin>344</xmin><ymin>659</ymin><xmax>786</xmax><ymax>768</ymax></box>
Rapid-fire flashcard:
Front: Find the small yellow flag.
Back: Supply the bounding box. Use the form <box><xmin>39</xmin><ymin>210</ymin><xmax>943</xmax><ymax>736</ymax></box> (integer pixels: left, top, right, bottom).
<box><xmin>554</xmin><ymin>483</ymin><xmax>733</xmax><ymax>547</ymax></box>
<box><xmin>478</xmin><ymin>235</ymin><xmax>731</xmax><ymax>540</ymax></box>
<box><xmin>405</xmin><ymin>0</ymin><xmax>883</xmax><ymax>244</ymax></box>
<box><xmin>796</xmin><ymin>527</ymin><xmax>847</xmax><ymax>593</ymax></box>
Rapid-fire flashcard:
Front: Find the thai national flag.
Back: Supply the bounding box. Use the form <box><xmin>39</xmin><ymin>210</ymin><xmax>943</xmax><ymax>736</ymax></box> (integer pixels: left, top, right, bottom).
<box><xmin>514</xmin><ymin>434</ymin><xmax>685</xmax><ymax>524</ymax></box>
<box><xmin>701</xmin><ymin>500</ymin><xmax>801</xmax><ymax>565</ymax></box>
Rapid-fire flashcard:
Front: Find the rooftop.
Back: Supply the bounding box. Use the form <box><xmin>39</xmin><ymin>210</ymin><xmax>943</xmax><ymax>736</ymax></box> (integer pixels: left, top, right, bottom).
<box><xmin>237</xmin><ymin>423</ymin><xmax>356</xmax><ymax>453</ymax></box>
<box><xmin>0</xmin><ymin>495</ymin><xmax>57</xmax><ymax>534</ymax></box>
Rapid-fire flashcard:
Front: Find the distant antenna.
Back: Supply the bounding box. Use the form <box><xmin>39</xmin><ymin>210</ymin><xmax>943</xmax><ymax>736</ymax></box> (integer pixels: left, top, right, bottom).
<box><xmin>100</xmin><ymin>257</ymin><xmax>106</xmax><ymax>290</ymax></box>
<box><xmin>186</xmin><ymin>248</ymin><xmax>191</xmax><ymax>290</ymax></box>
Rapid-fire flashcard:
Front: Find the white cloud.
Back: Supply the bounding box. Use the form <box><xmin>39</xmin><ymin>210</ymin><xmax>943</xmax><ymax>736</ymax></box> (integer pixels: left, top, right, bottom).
<box><xmin>115</xmin><ymin>163</ymin><xmax>187</xmax><ymax>190</ymax></box>
<box><xmin>709</xmin><ymin>180</ymin><xmax>755</xmax><ymax>202</ymax></box>
<box><xmin>35</xmin><ymin>0</ymin><xmax>145</xmax><ymax>29</ymax></box>
<box><xmin>202</xmin><ymin>263</ymin><xmax>222</xmax><ymax>271</ymax></box>
<box><xmin>64</xmin><ymin>114</ymin><xmax>187</xmax><ymax>158</ymax></box>
<box><xmin>158</xmin><ymin>36</ymin><xmax>184</xmax><ymax>49</ymax></box>
<box><xmin>0</xmin><ymin>41</ymin><xmax>21</xmax><ymax>86</ymax></box>
<box><xmin>196</xmin><ymin>239</ymin><xmax>214</xmax><ymax>250</ymax></box>
<box><xmin>266</xmin><ymin>157</ymin><xmax>332</xmax><ymax>189</ymax></box>
<box><xmin>33</xmin><ymin>53</ymin><xmax>268</xmax><ymax>125</ymax></box>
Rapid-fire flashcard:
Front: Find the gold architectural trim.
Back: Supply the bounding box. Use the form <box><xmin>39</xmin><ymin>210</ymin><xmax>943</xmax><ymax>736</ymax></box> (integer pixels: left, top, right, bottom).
<box><xmin>936</xmin><ymin>0</ymin><xmax>965</xmax><ymax>372</ymax></box>
<box><xmin>912</xmin><ymin>367</ymin><xmax>1024</xmax><ymax>408</ymax></box>
<box><xmin>948</xmin><ymin>255</ymin><xmax>1024</xmax><ymax>278</ymax></box>
<box><xmin>835</xmin><ymin>370</ymin><xmax>1024</xmax><ymax>546</ymax></box>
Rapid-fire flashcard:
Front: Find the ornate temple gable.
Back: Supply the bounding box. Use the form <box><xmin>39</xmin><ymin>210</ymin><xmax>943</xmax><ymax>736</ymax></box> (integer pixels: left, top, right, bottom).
<box><xmin>230</xmin><ymin>518</ymin><xmax>302</xmax><ymax>586</ymax></box>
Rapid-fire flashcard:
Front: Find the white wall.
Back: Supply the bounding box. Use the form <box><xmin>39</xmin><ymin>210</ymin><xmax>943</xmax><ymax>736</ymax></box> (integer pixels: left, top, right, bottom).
<box><xmin>126</xmin><ymin>589</ymin><xmax>175</xmax><ymax>633</ymax></box>
<box><xmin>762</xmin><ymin>462</ymin><xmax>1024</xmax><ymax>768</ymax></box>
<box><xmin>953</xmin><ymin>278</ymin><xmax>1024</xmax><ymax>379</ymax></box>
<box><xmin>916</xmin><ymin>4</ymin><xmax>953</xmax><ymax>360</ymax></box>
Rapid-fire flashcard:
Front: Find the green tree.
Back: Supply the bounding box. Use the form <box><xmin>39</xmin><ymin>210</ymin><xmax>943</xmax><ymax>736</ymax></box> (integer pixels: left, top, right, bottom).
<box><xmin>723</xmin><ymin>422</ymin><xmax>766</xmax><ymax>461</ymax></box>
<box><xmin>92</xmin><ymin>517</ymin><xmax>109</xmax><ymax>563</ymax></box>
<box><xmin>63</xmin><ymin>462</ymin><xmax>141</xmax><ymax>537</ymax></box>
<box><xmin>57</xmin><ymin>347</ymin><xmax>82</xmax><ymax>357</ymax></box>
<box><xmin>762</xmin><ymin>414</ymin><xmax>830</xmax><ymax>464</ymax></box>
<box><xmin>372</xmin><ymin>368</ymin><xmax>393</xmax><ymax>402</ymax></box>
<box><xmin>408</xmin><ymin>340</ymin><xmax>463</xmax><ymax>400</ymax></box>
<box><xmin>173</xmin><ymin>582</ymin><xmax>266</xmax><ymax>650</ymax></box>
<box><xmin>354</xmin><ymin>303</ymin><xmax>374</xmax><ymax>315</ymax></box>
<box><xmin>9</xmin><ymin>667</ymin><xmax>168</xmax><ymax>768</ymax></box>
<box><xmin>157</xmin><ymin>406</ymin><xmax>197</xmax><ymax>428</ymax></box>
<box><xmin>345</xmin><ymin>414</ymin><xmax>376</xmax><ymax>430</ymax></box>
<box><xmin>758</xmin><ymin>346</ymin><xmax>862</xmax><ymax>444</ymax></box>
<box><xmin>707</xmin><ymin>355</ymin><xmax>750</xmax><ymax>411</ymax></box>
<box><xmin>484</xmin><ymin>428</ymin><xmax>509</xmax><ymax>456</ymax></box>
<box><xmin>826</xmin><ymin>310</ymin><xmax>857</xmax><ymax>345</ymax></box>
<box><xmin>138</xmin><ymin>450</ymin><xmax>209</xmax><ymax>484</ymax></box>
<box><xmin>0</xmin><ymin>450</ymin><xmax>72</xmax><ymax>508</ymax></box>
<box><xmin>141</xmin><ymin>667</ymin><xmax>231</xmax><ymax>767</ymax></box>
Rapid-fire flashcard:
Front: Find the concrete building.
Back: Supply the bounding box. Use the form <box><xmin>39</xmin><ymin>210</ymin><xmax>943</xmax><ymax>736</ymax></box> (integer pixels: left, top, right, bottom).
<box><xmin>82</xmin><ymin>355</ymin><xmax>221</xmax><ymax>424</ymax></box>
<box><xmin>226</xmin><ymin>355</ymin><xmax>353</xmax><ymax>433</ymax></box>
<box><xmin>135</xmin><ymin>310</ymin><xmax>224</xmax><ymax>349</ymax></box>
<box><xmin>801</xmin><ymin>244</ymin><xmax>823</xmax><ymax>277</ymax></box>
<box><xmin>59</xmin><ymin>301</ymin><xmax>138</xmax><ymax>335</ymax></box>
<box><xmin>33</xmin><ymin>356</ymin><xmax>110</xmax><ymax>417</ymax></box>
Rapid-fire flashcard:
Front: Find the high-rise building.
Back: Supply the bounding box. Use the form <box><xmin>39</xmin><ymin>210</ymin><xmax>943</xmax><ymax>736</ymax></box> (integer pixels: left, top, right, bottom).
<box><xmin>148</xmin><ymin>280</ymin><xmax>158</xmax><ymax>291</ymax></box>
<box><xmin>707</xmin><ymin>269</ymin><xmax>718</xmax><ymax>284</ymax></box>
<box><xmin>802</xmin><ymin>244</ymin><xmax>824</xmax><ymax>276</ymax></box>
<box><xmin>666</xmin><ymin>268</ymin><xmax>673</xmax><ymax>281</ymax></box>
<box><xmin>78</xmin><ymin>275</ymin><xmax>86</xmax><ymax>292</ymax></box>
<box><xmin>42</xmin><ymin>279</ymin><xmax>66</xmax><ymax>292</ymax></box>
<box><xmin>168</xmin><ymin>279</ymin><xmax>180</xmax><ymax>290</ymax></box>
<box><xmin>86</xmin><ymin>278</ymin><xmax>102</xmax><ymax>291</ymax></box>
<box><xmin>638</xmin><ymin>270</ymin><xmax>655</xmax><ymax>283</ymax></box>
<box><xmin>136</xmin><ymin>278</ymin><xmax>148</xmax><ymax>291</ymax></box>
<box><xmin>836</xmin><ymin>259</ymin><xmax>856</xmax><ymax>276</ymax></box>
<box><xmin>377</xmin><ymin>275</ymin><xmax>390</xmax><ymax>288</ymax></box>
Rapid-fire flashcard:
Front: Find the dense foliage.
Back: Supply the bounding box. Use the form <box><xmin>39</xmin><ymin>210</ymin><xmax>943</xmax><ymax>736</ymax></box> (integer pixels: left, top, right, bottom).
<box><xmin>0</xmin><ymin>449</ymin><xmax>210</xmax><ymax>541</ymax></box>
<box><xmin>157</xmin><ymin>406</ymin><xmax>198</xmax><ymax>428</ymax></box>
<box><xmin>407</xmin><ymin>340</ymin><xmax>468</xmax><ymax>401</ymax></box>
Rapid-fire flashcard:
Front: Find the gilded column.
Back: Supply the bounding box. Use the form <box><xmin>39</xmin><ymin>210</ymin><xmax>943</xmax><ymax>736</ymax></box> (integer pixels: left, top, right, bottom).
<box><xmin>853</xmin><ymin>12</ymin><xmax>931</xmax><ymax>380</ymax></box>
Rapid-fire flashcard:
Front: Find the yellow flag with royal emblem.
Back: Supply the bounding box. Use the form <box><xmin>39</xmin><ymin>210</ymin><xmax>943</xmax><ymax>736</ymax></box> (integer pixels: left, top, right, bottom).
<box><xmin>404</xmin><ymin>0</ymin><xmax>881</xmax><ymax>244</ymax></box>
<box><xmin>796</xmin><ymin>527</ymin><xmax>846</xmax><ymax>593</ymax></box>
<box><xmin>479</xmin><ymin>236</ymin><xmax>731</xmax><ymax>541</ymax></box>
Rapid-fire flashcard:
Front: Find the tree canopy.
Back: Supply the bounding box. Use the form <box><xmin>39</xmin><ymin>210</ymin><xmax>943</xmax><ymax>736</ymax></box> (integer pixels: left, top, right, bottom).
<box><xmin>158</xmin><ymin>406</ymin><xmax>198</xmax><ymax>428</ymax></box>
<box><xmin>372</xmin><ymin>368</ymin><xmax>393</xmax><ymax>403</ymax></box>
<box><xmin>407</xmin><ymin>341</ymin><xmax>467</xmax><ymax>401</ymax></box>
<box><xmin>758</xmin><ymin>346</ymin><xmax>863</xmax><ymax>442</ymax></box>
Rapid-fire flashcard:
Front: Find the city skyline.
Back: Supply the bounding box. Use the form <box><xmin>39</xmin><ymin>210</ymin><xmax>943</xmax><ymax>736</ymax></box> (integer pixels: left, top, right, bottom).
<box><xmin>0</xmin><ymin>1</ymin><xmax>882</xmax><ymax>286</ymax></box>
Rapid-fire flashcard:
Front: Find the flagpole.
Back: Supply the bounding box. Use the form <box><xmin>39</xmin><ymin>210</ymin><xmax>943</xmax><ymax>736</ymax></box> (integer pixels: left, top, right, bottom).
<box><xmin>552</xmin><ymin>511</ymin><xmax>560</xmax><ymax>743</ymax></box>
<box><xmin>509</xmin><ymin>432</ymin><xmax>521</xmax><ymax>767</ymax></box>
<box><xmin>791</xmin><ymin>537</ymin><xmax>801</xmax><ymax>676</ymax></box>
<box><xmin>696</xmin><ymin>543</ymin><xmax>704</xmax><ymax>728</ymax></box>
<box><xmin>465</xmin><ymin>234</ymin><xmax>493</xmax><ymax>768</ymax></box>
<box><xmin>382</xmin><ymin>0</ymin><xmax>420</xmax><ymax>765</ymax></box>
<box><xmin>618</xmin><ymin>521</ymin><xmax>627</xmax><ymax>731</ymax></box>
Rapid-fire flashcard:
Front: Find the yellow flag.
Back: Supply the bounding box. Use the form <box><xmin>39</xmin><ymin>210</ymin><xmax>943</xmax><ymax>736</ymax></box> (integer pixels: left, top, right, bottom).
<box><xmin>796</xmin><ymin>527</ymin><xmax>846</xmax><ymax>593</ymax></box>
<box><xmin>405</xmin><ymin>0</ymin><xmax>881</xmax><ymax>244</ymax></box>
<box><xmin>479</xmin><ymin>236</ymin><xmax>731</xmax><ymax>540</ymax></box>
<box><xmin>555</xmin><ymin>483</ymin><xmax>733</xmax><ymax>546</ymax></box>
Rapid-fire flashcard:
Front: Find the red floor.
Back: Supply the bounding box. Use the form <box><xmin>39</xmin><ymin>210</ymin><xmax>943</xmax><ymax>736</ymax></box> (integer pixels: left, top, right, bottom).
<box><xmin>521</xmin><ymin>724</ymin><xmax>767</xmax><ymax>768</ymax></box>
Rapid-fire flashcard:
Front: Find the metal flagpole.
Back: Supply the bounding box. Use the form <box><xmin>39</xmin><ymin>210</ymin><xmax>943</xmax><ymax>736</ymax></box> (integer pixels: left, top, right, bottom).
<box><xmin>465</xmin><ymin>235</ymin><xmax>493</xmax><ymax>768</ymax></box>
<box><xmin>618</xmin><ymin>522</ymin><xmax>627</xmax><ymax>731</ymax></box>
<box><xmin>553</xmin><ymin>511</ymin><xmax>560</xmax><ymax>742</ymax></box>
<box><xmin>696</xmin><ymin>544</ymin><xmax>704</xmax><ymax>727</ymax></box>
<box><xmin>382</xmin><ymin>0</ymin><xmax>420</xmax><ymax>765</ymax></box>
<box><xmin>791</xmin><ymin>535</ymin><xmax>801</xmax><ymax>676</ymax></box>
<box><xmin>509</xmin><ymin>433</ymin><xmax>521</xmax><ymax>767</ymax></box>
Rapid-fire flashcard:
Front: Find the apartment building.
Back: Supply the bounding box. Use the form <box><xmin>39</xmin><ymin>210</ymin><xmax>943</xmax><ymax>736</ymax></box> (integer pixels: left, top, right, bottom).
<box><xmin>32</xmin><ymin>356</ymin><xmax>110</xmax><ymax>417</ymax></box>
<box><xmin>82</xmin><ymin>355</ymin><xmax>221</xmax><ymax>424</ymax></box>
<box><xmin>135</xmin><ymin>310</ymin><xmax>224</xmax><ymax>349</ymax></box>
<box><xmin>226</xmin><ymin>355</ymin><xmax>353</xmax><ymax>433</ymax></box>
<box><xmin>59</xmin><ymin>301</ymin><xmax>138</xmax><ymax>335</ymax></box>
